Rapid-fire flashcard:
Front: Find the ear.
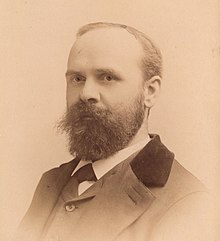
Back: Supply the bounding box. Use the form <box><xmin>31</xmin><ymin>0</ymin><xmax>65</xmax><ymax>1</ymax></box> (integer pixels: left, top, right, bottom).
<box><xmin>143</xmin><ymin>75</ymin><xmax>161</xmax><ymax>108</ymax></box>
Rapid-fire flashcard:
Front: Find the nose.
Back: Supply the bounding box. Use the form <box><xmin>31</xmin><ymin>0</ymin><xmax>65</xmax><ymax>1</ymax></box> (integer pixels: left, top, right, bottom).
<box><xmin>80</xmin><ymin>78</ymin><xmax>100</xmax><ymax>103</ymax></box>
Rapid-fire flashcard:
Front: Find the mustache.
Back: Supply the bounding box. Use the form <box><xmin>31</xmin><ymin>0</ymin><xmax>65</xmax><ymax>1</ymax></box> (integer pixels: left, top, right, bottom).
<box><xmin>71</xmin><ymin>100</ymin><xmax>111</xmax><ymax>120</ymax></box>
<box><xmin>57</xmin><ymin>100</ymin><xmax>112</xmax><ymax>133</ymax></box>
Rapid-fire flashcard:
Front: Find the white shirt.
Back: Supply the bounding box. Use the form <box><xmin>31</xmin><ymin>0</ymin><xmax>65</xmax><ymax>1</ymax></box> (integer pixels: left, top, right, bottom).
<box><xmin>72</xmin><ymin>136</ymin><xmax>150</xmax><ymax>195</ymax></box>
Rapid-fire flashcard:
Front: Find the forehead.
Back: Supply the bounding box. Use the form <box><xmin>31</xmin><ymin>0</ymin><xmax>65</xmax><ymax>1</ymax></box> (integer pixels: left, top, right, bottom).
<box><xmin>68</xmin><ymin>28</ymin><xmax>143</xmax><ymax>71</ymax></box>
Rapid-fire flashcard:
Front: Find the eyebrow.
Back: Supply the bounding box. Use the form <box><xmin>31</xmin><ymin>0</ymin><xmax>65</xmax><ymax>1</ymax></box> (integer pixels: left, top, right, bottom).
<box><xmin>65</xmin><ymin>70</ymin><xmax>83</xmax><ymax>77</ymax></box>
<box><xmin>95</xmin><ymin>68</ymin><xmax>123</xmax><ymax>79</ymax></box>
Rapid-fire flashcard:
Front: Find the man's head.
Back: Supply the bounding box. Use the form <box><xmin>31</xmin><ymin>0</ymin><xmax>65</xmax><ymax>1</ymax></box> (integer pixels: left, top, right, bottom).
<box><xmin>58</xmin><ymin>22</ymin><xmax>162</xmax><ymax>161</ymax></box>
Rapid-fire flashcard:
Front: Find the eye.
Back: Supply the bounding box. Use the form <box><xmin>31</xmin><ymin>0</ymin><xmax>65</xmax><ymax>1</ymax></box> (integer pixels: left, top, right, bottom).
<box><xmin>104</xmin><ymin>74</ymin><xmax>114</xmax><ymax>81</ymax></box>
<box><xmin>71</xmin><ymin>75</ymin><xmax>85</xmax><ymax>83</ymax></box>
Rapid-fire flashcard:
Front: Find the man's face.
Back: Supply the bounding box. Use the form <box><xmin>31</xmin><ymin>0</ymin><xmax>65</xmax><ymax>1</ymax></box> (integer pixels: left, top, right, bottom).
<box><xmin>61</xmin><ymin>28</ymin><xmax>147</xmax><ymax>160</ymax></box>
<box><xmin>66</xmin><ymin>28</ymin><xmax>144</xmax><ymax>110</ymax></box>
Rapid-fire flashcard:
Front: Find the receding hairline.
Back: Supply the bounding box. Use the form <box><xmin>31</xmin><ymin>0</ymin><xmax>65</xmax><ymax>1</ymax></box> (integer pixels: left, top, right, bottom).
<box><xmin>74</xmin><ymin>24</ymin><xmax>143</xmax><ymax>51</ymax></box>
<box><xmin>75</xmin><ymin>22</ymin><xmax>163</xmax><ymax>79</ymax></box>
<box><xmin>77</xmin><ymin>22</ymin><xmax>156</xmax><ymax>48</ymax></box>
<box><xmin>77</xmin><ymin>22</ymin><xmax>128</xmax><ymax>36</ymax></box>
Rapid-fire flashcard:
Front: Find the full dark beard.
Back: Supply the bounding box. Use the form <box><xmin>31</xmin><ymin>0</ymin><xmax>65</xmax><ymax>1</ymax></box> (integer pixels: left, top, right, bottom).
<box><xmin>58</xmin><ymin>95</ymin><xmax>145</xmax><ymax>161</ymax></box>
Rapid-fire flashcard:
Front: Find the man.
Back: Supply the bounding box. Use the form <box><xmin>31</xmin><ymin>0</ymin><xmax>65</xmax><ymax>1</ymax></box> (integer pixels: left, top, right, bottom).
<box><xmin>15</xmin><ymin>22</ymin><xmax>212</xmax><ymax>241</ymax></box>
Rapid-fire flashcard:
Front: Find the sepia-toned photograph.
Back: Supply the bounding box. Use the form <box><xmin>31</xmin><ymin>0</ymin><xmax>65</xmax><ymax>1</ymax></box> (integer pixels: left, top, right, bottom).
<box><xmin>1</xmin><ymin>1</ymin><xmax>219</xmax><ymax>241</ymax></box>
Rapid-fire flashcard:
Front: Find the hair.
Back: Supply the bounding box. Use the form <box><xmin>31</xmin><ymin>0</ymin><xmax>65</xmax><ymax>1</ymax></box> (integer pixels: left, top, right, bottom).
<box><xmin>76</xmin><ymin>22</ymin><xmax>162</xmax><ymax>80</ymax></box>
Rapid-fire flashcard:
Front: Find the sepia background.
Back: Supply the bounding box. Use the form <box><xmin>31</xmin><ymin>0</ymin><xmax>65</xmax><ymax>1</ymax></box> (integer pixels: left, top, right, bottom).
<box><xmin>1</xmin><ymin>1</ymin><xmax>219</xmax><ymax>240</ymax></box>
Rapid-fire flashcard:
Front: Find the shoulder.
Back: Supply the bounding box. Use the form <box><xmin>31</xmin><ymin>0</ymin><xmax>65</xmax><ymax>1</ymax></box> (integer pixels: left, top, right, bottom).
<box><xmin>32</xmin><ymin>158</ymin><xmax>79</xmax><ymax>200</ymax></box>
<box><xmin>149</xmin><ymin>160</ymin><xmax>214</xmax><ymax>241</ymax></box>
<box><xmin>151</xmin><ymin>159</ymin><xmax>209</xmax><ymax>216</ymax></box>
<box><xmin>147</xmin><ymin>159</ymin><xmax>208</xmax><ymax>212</ymax></box>
<box><xmin>162</xmin><ymin>159</ymin><xmax>207</xmax><ymax>199</ymax></box>
<box><xmin>150</xmin><ymin>191</ymin><xmax>214</xmax><ymax>241</ymax></box>
<box><xmin>41</xmin><ymin>157</ymin><xmax>79</xmax><ymax>182</ymax></box>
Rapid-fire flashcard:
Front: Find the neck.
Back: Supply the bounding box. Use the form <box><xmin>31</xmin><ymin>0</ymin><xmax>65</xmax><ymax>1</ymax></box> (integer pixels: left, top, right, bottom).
<box><xmin>127</xmin><ymin>115</ymin><xmax>149</xmax><ymax>147</ymax></box>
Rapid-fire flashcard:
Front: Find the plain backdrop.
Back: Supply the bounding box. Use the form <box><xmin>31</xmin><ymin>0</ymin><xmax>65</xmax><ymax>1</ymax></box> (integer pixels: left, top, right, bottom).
<box><xmin>1</xmin><ymin>1</ymin><xmax>219</xmax><ymax>240</ymax></box>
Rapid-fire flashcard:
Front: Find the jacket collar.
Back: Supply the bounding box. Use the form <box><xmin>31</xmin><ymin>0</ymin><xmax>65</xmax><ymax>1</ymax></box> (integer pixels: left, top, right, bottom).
<box><xmin>131</xmin><ymin>134</ymin><xmax>174</xmax><ymax>187</ymax></box>
<box><xmin>66</xmin><ymin>134</ymin><xmax>174</xmax><ymax>202</ymax></box>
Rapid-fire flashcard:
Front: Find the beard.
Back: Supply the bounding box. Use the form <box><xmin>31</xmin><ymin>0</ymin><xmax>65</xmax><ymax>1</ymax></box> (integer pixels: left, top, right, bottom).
<box><xmin>57</xmin><ymin>94</ymin><xmax>146</xmax><ymax>161</ymax></box>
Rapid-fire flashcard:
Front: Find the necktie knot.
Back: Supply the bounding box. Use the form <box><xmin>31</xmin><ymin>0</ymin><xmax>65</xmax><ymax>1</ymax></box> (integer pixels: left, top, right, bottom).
<box><xmin>73</xmin><ymin>163</ymin><xmax>97</xmax><ymax>184</ymax></box>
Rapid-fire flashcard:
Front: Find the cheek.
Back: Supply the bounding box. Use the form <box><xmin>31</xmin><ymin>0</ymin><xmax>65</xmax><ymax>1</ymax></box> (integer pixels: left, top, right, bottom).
<box><xmin>104</xmin><ymin>82</ymin><xmax>141</xmax><ymax>103</ymax></box>
<box><xmin>113</xmin><ymin>88</ymin><xmax>142</xmax><ymax>104</ymax></box>
<box><xmin>102</xmin><ymin>93</ymin><xmax>137</xmax><ymax>111</ymax></box>
<box><xmin>66</xmin><ymin>86</ymin><xmax>80</xmax><ymax>108</ymax></box>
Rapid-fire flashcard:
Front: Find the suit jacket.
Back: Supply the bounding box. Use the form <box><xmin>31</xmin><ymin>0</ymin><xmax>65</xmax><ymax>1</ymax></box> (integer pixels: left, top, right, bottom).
<box><xmin>15</xmin><ymin>135</ymin><xmax>210</xmax><ymax>241</ymax></box>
